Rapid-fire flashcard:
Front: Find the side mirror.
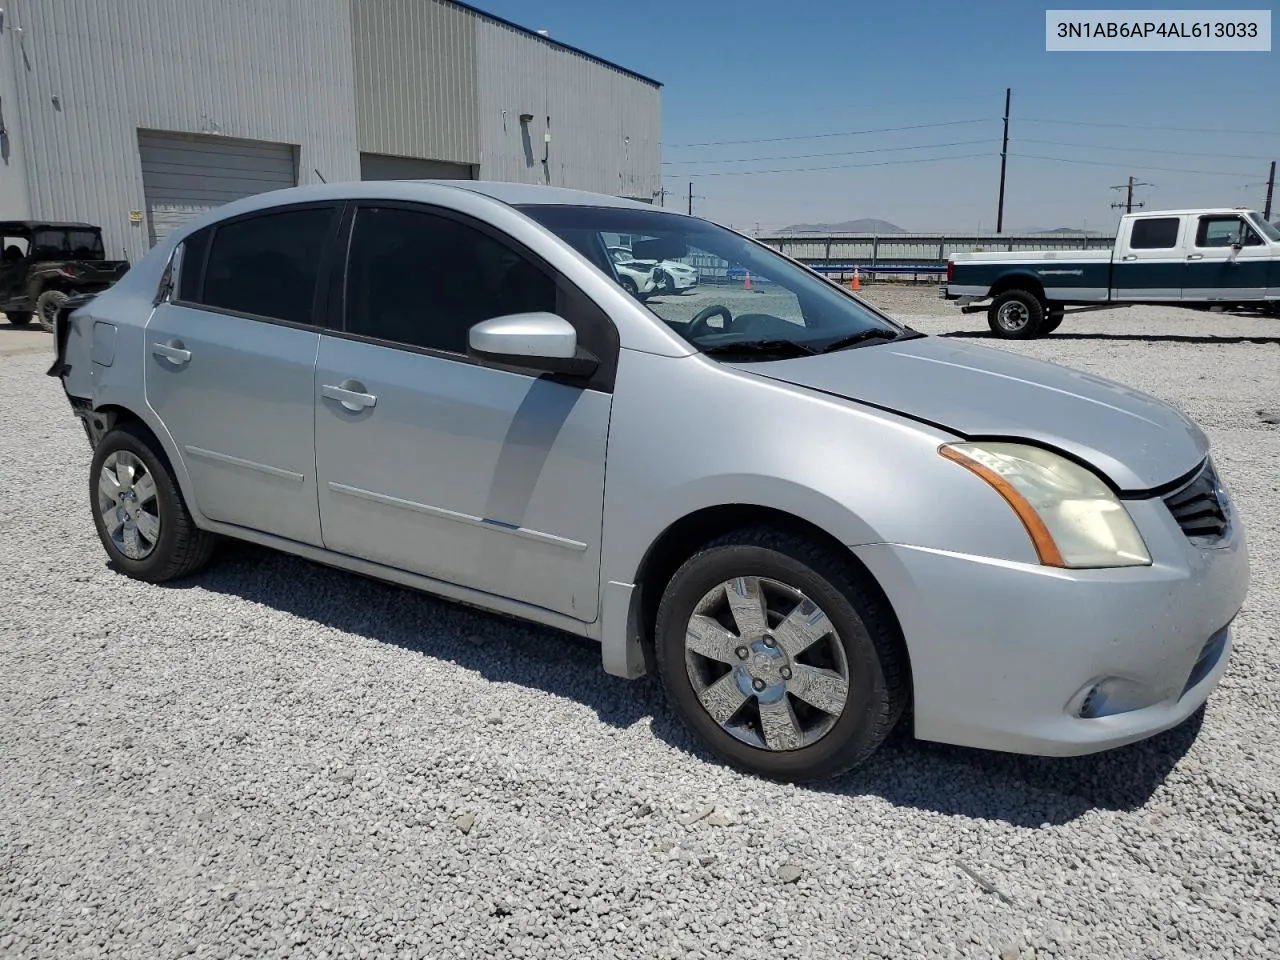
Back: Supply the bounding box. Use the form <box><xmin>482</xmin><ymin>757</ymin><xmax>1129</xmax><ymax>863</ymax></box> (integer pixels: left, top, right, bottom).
<box><xmin>467</xmin><ymin>312</ymin><xmax>598</xmax><ymax>378</ymax></box>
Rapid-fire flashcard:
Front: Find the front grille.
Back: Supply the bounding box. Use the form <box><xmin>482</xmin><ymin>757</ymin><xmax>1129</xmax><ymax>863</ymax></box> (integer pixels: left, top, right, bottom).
<box><xmin>1163</xmin><ymin>460</ymin><xmax>1228</xmax><ymax>540</ymax></box>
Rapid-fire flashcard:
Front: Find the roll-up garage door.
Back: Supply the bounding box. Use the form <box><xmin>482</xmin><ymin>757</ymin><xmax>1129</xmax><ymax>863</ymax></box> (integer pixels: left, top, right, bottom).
<box><xmin>138</xmin><ymin>131</ymin><xmax>298</xmax><ymax>247</ymax></box>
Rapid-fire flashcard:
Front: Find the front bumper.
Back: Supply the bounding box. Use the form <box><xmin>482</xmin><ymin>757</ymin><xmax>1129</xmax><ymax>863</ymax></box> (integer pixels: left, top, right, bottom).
<box><xmin>853</xmin><ymin>496</ymin><xmax>1249</xmax><ymax>756</ymax></box>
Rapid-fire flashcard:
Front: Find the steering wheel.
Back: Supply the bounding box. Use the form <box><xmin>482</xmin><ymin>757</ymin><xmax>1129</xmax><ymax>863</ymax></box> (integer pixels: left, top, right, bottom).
<box><xmin>687</xmin><ymin>304</ymin><xmax>733</xmax><ymax>339</ymax></box>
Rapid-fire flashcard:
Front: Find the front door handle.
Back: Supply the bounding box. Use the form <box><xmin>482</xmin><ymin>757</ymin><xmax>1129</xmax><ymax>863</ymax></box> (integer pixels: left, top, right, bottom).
<box><xmin>1186</xmin><ymin>254</ymin><xmax>1204</xmax><ymax>261</ymax></box>
<box><xmin>322</xmin><ymin>380</ymin><xmax>378</xmax><ymax>412</ymax></box>
<box><xmin>151</xmin><ymin>340</ymin><xmax>191</xmax><ymax>364</ymax></box>
<box><xmin>1121</xmin><ymin>254</ymin><xmax>1138</xmax><ymax>261</ymax></box>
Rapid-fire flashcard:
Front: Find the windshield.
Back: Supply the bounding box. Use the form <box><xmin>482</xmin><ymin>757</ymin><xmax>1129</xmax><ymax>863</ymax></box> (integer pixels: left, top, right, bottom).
<box><xmin>1251</xmin><ymin>214</ymin><xmax>1280</xmax><ymax>243</ymax></box>
<box><xmin>31</xmin><ymin>228</ymin><xmax>105</xmax><ymax>261</ymax></box>
<box><xmin>517</xmin><ymin>205</ymin><xmax>906</xmax><ymax>356</ymax></box>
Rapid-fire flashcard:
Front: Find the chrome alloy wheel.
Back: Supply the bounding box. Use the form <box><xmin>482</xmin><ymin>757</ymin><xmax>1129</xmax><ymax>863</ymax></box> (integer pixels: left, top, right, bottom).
<box><xmin>97</xmin><ymin>450</ymin><xmax>161</xmax><ymax>560</ymax></box>
<box><xmin>684</xmin><ymin>576</ymin><xmax>850</xmax><ymax>751</ymax></box>
<box><xmin>997</xmin><ymin>299</ymin><xmax>1030</xmax><ymax>331</ymax></box>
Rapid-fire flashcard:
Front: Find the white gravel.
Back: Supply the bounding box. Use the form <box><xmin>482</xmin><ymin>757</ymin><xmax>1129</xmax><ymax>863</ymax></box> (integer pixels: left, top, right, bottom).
<box><xmin>2</xmin><ymin>297</ymin><xmax>1279</xmax><ymax>959</ymax></box>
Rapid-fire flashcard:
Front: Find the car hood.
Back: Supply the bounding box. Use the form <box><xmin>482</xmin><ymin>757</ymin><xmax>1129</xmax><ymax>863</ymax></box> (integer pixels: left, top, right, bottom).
<box><xmin>731</xmin><ymin>335</ymin><xmax>1207</xmax><ymax>491</ymax></box>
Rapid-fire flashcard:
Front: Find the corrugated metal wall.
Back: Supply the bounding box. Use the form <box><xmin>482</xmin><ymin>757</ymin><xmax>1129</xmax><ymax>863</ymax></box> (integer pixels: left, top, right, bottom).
<box><xmin>4</xmin><ymin>0</ymin><xmax>359</xmax><ymax>260</ymax></box>
<box><xmin>476</xmin><ymin>20</ymin><xmax>660</xmax><ymax>201</ymax></box>
<box><xmin>350</xmin><ymin>0</ymin><xmax>479</xmax><ymax>166</ymax></box>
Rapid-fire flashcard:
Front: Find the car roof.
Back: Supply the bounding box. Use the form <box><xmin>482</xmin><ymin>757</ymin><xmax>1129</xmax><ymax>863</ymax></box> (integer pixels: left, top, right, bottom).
<box><xmin>0</xmin><ymin>220</ymin><xmax>101</xmax><ymax>232</ymax></box>
<box><xmin>428</xmin><ymin>180</ymin><xmax>660</xmax><ymax>210</ymax></box>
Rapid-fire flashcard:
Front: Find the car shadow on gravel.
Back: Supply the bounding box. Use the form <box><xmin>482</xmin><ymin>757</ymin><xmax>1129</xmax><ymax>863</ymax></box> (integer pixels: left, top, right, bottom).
<box><xmin>157</xmin><ymin>541</ymin><xmax>1203</xmax><ymax>829</ymax></box>
<box><xmin>943</xmin><ymin>330</ymin><xmax>1280</xmax><ymax>345</ymax></box>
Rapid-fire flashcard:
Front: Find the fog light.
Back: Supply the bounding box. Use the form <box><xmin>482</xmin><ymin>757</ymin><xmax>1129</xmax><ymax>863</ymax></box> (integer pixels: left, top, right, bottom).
<box><xmin>1075</xmin><ymin>677</ymin><xmax>1156</xmax><ymax>719</ymax></box>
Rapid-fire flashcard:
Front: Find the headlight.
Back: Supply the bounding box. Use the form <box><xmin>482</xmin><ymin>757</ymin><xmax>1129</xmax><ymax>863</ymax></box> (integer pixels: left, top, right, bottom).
<box><xmin>940</xmin><ymin>442</ymin><xmax>1151</xmax><ymax>568</ymax></box>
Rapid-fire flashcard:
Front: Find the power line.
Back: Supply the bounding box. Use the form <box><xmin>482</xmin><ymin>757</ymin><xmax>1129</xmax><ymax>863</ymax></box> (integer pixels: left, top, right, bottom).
<box><xmin>666</xmin><ymin>118</ymin><xmax>994</xmax><ymax>150</ymax></box>
<box><xmin>1015</xmin><ymin>138</ymin><xmax>1279</xmax><ymax>162</ymax></box>
<box><xmin>663</xmin><ymin>151</ymin><xmax>992</xmax><ymax>179</ymax></box>
<box><xmin>1020</xmin><ymin>117</ymin><xmax>1280</xmax><ymax>137</ymax></box>
<box><xmin>662</xmin><ymin>137</ymin><xmax>1000</xmax><ymax>166</ymax></box>
<box><xmin>671</xmin><ymin>92</ymin><xmax>992</xmax><ymax>123</ymax></box>
<box><xmin>1009</xmin><ymin>153</ymin><xmax>1260</xmax><ymax>179</ymax></box>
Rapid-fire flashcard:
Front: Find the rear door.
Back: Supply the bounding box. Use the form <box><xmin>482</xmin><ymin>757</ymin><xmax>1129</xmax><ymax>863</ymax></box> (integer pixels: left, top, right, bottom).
<box><xmin>144</xmin><ymin>203</ymin><xmax>341</xmax><ymax>546</ymax></box>
<box><xmin>1111</xmin><ymin>214</ymin><xmax>1186</xmax><ymax>301</ymax></box>
<box><xmin>1182</xmin><ymin>214</ymin><xmax>1270</xmax><ymax>302</ymax></box>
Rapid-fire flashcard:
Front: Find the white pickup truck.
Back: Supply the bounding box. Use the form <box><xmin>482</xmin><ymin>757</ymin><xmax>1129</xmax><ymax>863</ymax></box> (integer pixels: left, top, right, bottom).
<box><xmin>941</xmin><ymin>208</ymin><xmax>1280</xmax><ymax>338</ymax></box>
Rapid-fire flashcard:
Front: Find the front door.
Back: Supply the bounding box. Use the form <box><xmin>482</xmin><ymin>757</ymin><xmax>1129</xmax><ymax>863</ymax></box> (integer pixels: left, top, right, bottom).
<box><xmin>1111</xmin><ymin>214</ymin><xmax>1186</xmax><ymax>301</ymax></box>
<box><xmin>1183</xmin><ymin>214</ymin><xmax>1270</xmax><ymax>302</ymax></box>
<box><xmin>313</xmin><ymin>204</ymin><xmax>612</xmax><ymax>621</ymax></box>
<box><xmin>144</xmin><ymin>204</ymin><xmax>339</xmax><ymax>547</ymax></box>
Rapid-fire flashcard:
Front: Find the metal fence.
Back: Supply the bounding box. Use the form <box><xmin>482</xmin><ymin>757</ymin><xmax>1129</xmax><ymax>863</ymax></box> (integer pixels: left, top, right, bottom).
<box><xmin>755</xmin><ymin>231</ymin><xmax>1117</xmax><ymax>279</ymax></box>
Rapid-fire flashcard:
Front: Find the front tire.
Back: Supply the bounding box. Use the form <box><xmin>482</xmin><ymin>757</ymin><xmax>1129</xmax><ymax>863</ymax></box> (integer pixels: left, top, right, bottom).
<box><xmin>1043</xmin><ymin>310</ymin><xmax>1065</xmax><ymax>334</ymax></box>
<box><xmin>6</xmin><ymin>311</ymin><xmax>33</xmax><ymax>326</ymax></box>
<box><xmin>987</xmin><ymin>290</ymin><xmax>1045</xmax><ymax>339</ymax></box>
<box><xmin>654</xmin><ymin>528</ymin><xmax>907</xmax><ymax>783</ymax></box>
<box><xmin>619</xmin><ymin>276</ymin><xmax>639</xmax><ymax>299</ymax></box>
<box><xmin>90</xmin><ymin>423</ymin><xmax>217</xmax><ymax>582</ymax></box>
<box><xmin>36</xmin><ymin>289</ymin><xmax>70</xmax><ymax>333</ymax></box>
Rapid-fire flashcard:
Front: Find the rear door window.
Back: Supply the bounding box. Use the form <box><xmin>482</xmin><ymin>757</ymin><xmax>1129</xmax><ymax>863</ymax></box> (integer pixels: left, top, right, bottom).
<box><xmin>188</xmin><ymin>206</ymin><xmax>336</xmax><ymax>325</ymax></box>
<box><xmin>1128</xmin><ymin>218</ymin><xmax>1180</xmax><ymax>250</ymax></box>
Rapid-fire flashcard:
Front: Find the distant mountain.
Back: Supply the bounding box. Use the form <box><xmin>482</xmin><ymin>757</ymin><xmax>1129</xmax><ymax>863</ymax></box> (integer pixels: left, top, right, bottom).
<box><xmin>778</xmin><ymin>218</ymin><xmax>906</xmax><ymax>234</ymax></box>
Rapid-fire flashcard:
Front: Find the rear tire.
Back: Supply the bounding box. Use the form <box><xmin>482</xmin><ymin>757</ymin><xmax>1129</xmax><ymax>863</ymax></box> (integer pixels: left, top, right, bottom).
<box><xmin>6</xmin><ymin>311</ymin><xmax>33</xmax><ymax>326</ymax></box>
<box><xmin>36</xmin><ymin>289</ymin><xmax>70</xmax><ymax>333</ymax></box>
<box><xmin>987</xmin><ymin>290</ymin><xmax>1045</xmax><ymax>339</ymax></box>
<box><xmin>654</xmin><ymin>527</ymin><xmax>907</xmax><ymax>783</ymax></box>
<box><xmin>1043</xmin><ymin>311</ymin><xmax>1065</xmax><ymax>334</ymax></box>
<box><xmin>90</xmin><ymin>423</ymin><xmax>217</xmax><ymax>583</ymax></box>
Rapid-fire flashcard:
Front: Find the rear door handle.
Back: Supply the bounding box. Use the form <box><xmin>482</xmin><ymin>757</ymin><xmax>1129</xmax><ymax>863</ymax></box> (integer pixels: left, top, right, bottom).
<box><xmin>322</xmin><ymin>380</ymin><xmax>378</xmax><ymax>412</ymax></box>
<box><xmin>1121</xmin><ymin>254</ymin><xmax>1138</xmax><ymax>261</ymax></box>
<box><xmin>151</xmin><ymin>340</ymin><xmax>191</xmax><ymax>364</ymax></box>
<box><xmin>1186</xmin><ymin>254</ymin><xmax>1204</xmax><ymax>261</ymax></box>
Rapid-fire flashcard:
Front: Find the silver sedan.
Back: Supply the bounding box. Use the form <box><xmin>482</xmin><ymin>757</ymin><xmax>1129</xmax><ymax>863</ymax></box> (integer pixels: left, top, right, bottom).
<box><xmin>52</xmin><ymin>180</ymin><xmax>1249</xmax><ymax>782</ymax></box>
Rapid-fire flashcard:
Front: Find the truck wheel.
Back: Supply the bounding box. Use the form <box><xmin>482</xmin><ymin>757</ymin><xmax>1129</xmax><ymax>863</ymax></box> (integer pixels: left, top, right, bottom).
<box><xmin>654</xmin><ymin>527</ymin><xmax>908</xmax><ymax>783</ymax></box>
<box><xmin>5</xmin><ymin>311</ymin><xmax>33</xmax><ymax>326</ymax></box>
<box><xmin>36</xmin><ymin>289</ymin><xmax>70</xmax><ymax>333</ymax></box>
<box><xmin>987</xmin><ymin>290</ymin><xmax>1045</xmax><ymax>339</ymax></box>
<box><xmin>1043</xmin><ymin>311</ymin><xmax>1065</xmax><ymax>334</ymax></box>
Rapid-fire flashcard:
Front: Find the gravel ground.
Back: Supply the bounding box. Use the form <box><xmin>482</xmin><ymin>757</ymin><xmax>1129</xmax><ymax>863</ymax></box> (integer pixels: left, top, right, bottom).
<box><xmin>2</xmin><ymin>297</ymin><xmax>1279</xmax><ymax>959</ymax></box>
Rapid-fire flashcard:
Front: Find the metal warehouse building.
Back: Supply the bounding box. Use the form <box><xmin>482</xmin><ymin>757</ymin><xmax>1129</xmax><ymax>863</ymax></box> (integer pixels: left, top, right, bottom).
<box><xmin>0</xmin><ymin>0</ymin><xmax>661</xmax><ymax>262</ymax></box>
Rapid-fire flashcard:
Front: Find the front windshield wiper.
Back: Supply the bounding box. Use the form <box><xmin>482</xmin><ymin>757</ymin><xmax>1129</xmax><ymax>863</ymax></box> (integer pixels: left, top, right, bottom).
<box><xmin>699</xmin><ymin>338</ymin><xmax>818</xmax><ymax>359</ymax></box>
<box><xmin>817</xmin><ymin>328</ymin><xmax>911</xmax><ymax>353</ymax></box>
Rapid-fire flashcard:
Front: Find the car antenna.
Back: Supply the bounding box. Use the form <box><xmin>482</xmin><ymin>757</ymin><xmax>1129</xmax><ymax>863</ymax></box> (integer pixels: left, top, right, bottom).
<box><xmin>313</xmin><ymin>168</ymin><xmax>327</xmax><ymax>184</ymax></box>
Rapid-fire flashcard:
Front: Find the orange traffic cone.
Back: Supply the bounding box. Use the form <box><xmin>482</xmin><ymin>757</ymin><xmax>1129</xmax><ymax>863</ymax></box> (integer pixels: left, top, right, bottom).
<box><xmin>743</xmin><ymin>271</ymin><xmax>752</xmax><ymax>290</ymax></box>
<box><xmin>851</xmin><ymin>266</ymin><xmax>861</xmax><ymax>292</ymax></box>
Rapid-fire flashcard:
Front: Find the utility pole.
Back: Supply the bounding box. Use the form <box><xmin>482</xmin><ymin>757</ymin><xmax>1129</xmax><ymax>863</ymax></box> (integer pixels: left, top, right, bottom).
<box><xmin>688</xmin><ymin>182</ymin><xmax>693</xmax><ymax>216</ymax></box>
<box><xmin>1110</xmin><ymin>176</ymin><xmax>1153</xmax><ymax>213</ymax></box>
<box><xmin>1265</xmin><ymin>161</ymin><xmax>1275</xmax><ymax>221</ymax></box>
<box><xmin>996</xmin><ymin>87</ymin><xmax>1011</xmax><ymax>234</ymax></box>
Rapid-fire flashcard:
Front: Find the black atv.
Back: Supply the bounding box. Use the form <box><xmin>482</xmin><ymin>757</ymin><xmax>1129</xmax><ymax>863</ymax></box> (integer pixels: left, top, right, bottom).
<box><xmin>1</xmin><ymin>221</ymin><xmax>130</xmax><ymax>332</ymax></box>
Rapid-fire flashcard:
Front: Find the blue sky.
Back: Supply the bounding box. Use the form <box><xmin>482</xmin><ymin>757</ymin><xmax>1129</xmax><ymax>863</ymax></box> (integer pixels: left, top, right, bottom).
<box><xmin>475</xmin><ymin>0</ymin><xmax>1278</xmax><ymax>232</ymax></box>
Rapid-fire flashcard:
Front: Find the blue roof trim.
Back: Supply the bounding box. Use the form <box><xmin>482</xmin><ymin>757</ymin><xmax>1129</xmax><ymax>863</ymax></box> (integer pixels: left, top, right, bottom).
<box><xmin>445</xmin><ymin>0</ymin><xmax>662</xmax><ymax>88</ymax></box>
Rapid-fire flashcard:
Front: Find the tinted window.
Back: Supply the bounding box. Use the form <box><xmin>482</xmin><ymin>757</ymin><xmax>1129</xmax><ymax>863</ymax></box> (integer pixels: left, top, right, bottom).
<box><xmin>1128</xmin><ymin>217</ymin><xmax>1180</xmax><ymax>249</ymax></box>
<box><xmin>198</xmin><ymin>207</ymin><xmax>333</xmax><ymax>324</ymax></box>
<box><xmin>344</xmin><ymin>207</ymin><xmax>556</xmax><ymax>353</ymax></box>
<box><xmin>1196</xmin><ymin>216</ymin><xmax>1261</xmax><ymax>248</ymax></box>
<box><xmin>177</xmin><ymin>229</ymin><xmax>210</xmax><ymax>303</ymax></box>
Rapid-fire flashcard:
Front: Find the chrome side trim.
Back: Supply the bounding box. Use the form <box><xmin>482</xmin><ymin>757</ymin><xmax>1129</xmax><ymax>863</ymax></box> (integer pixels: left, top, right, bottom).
<box><xmin>184</xmin><ymin>445</ymin><xmax>305</xmax><ymax>482</ymax></box>
<box><xmin>328</xmin><ymin>482</ymin><xmax>588</xmax><ymax>552</ymax></box>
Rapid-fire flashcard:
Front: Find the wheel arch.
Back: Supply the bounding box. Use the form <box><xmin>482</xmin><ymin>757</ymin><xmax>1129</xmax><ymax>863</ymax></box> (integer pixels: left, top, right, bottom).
<box><xmin>618</xmin><ymin>503</ymin><xmax>908</xmax><ymax>687</ymax></box>
<box><xmin>88</xmin><ymin>402</ymin><xmax>205</xmax><ymax>527</ymax></box>
<box><xmin>988</xmin><ymin>272</ymin><xmax>1045</xmax><ymax>302</ymax></box>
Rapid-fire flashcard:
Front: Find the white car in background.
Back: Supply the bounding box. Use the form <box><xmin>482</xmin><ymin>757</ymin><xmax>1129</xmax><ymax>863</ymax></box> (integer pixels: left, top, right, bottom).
<box><xmin>613</xmin><ymin>245</ymin><xmax>698</xmax><ymax>295</ymax></box>
<box><xmin>606</xmin><ymin>245</ymin><xmax>657</xmax><ymax>300</ymax></box>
